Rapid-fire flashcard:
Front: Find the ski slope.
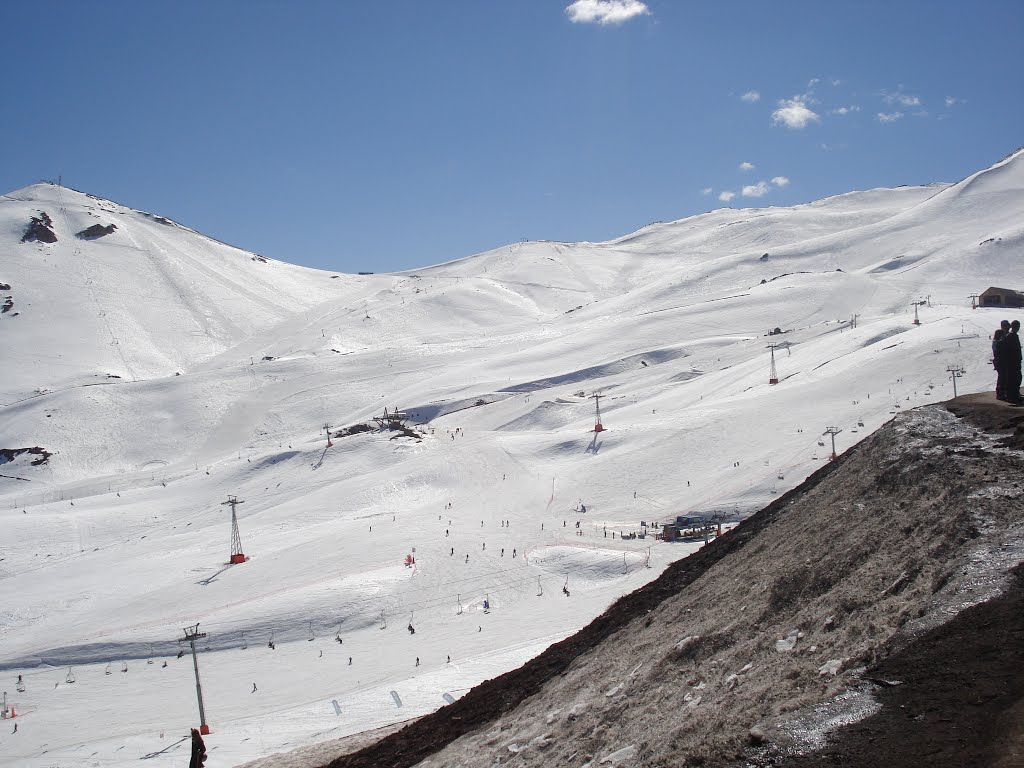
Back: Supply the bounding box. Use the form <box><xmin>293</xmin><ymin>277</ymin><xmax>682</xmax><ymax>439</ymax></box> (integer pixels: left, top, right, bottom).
<box><xmin>0</xmin><ymin>148</ymin><xmax>1022</xmax><ymax>767</ymax></box>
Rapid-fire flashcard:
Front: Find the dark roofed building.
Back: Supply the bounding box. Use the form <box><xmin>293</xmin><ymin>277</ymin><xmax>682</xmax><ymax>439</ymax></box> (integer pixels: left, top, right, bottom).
<box><xmin>980</xmin><ymin>287</ymin><xmax>1024</xmax><ymax>309</ymax></box>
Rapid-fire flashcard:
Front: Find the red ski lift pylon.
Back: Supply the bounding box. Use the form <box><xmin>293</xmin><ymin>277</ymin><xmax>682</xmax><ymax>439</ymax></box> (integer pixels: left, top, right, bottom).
<box><xmin>324</xmin><ymin>422</ymin><xmax>334</xmax><ymax>448</ymax></box>
<box><xmin>222</xmin><ymin>495</ymin><xmax>247</xmax><ymax>564</ymax></box>
<box><xmin>590</xmin><ymin>393</ymin><xmax>605</xmax><ymax>433</ymax></box>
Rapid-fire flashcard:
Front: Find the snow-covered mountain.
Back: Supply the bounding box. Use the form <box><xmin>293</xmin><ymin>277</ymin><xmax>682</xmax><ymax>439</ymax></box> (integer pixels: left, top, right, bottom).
<box><xmin>0</xmin><ymin>148</ymin><xmax>1021</xmax><ymax>767</ymax></box>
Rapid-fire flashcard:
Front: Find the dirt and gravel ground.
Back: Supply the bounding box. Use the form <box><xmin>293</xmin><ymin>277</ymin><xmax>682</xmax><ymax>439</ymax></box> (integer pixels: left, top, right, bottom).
<box><xmin>312</xmin><ymin>393</ymin><xmax>1024</xmax><ymax>768</ymax></box>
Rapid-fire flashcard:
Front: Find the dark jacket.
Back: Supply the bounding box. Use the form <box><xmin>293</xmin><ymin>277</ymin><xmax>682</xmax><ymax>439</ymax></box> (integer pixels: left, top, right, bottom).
<box><xmin>1004</xmin><ymin>331</ymin><xmax>1023</xmax><ymax>366</ymax></box>
<box><xmin>189</xmin><ymin>729</ymin><xmax>207</xmax><ymax>768</ymax></box>
<box><xmin>996</xmin><ymin>331</ymin><xmax>1021</xmax><ymax>369</ymax></box>
<box><xmin>994</xmin><ymin>329</ymin><xmax>1006</xmax><ymax>368</ymax></box>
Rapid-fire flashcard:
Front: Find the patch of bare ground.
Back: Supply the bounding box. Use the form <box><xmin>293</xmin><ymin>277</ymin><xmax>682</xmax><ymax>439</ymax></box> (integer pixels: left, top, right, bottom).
<box><xmin>314</xmin><ymin>394</ymin><xmax>1023</xmax><ymax>768</ymax></box>
<box><xmin>0</xmin><ymin>447</ymin><xmax>52</xmax><ymax>466</ymax></box>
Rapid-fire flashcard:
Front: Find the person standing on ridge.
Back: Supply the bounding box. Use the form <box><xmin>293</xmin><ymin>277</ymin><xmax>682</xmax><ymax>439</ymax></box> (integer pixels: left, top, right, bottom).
<box><xmin>994</xmin><ymin>320</ymin><xmax>1010</xmax><ymax>400</ymax></box>
<box><xmin>1011</xmin><ymin>320</ymin><xmax>1023</xmax><ymax>404</ymax></box>
<box><xmin>1000</xmin><ymin>320</ymin><xmax>1023</xmax><ymax>404</ymax></box>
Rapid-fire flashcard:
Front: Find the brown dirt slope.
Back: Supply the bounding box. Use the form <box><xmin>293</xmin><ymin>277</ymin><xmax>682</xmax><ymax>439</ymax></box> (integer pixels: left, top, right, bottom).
<box><xmin>785</xmin><ymin>394</ymin><xmax>1024</xmax><ymax>768</ymax></box>
<box><xmin>776</xmin><ymin>563</ymin><xmax>1024</xmax><ymax>768</ymax></box>
<box><xmin>319</xmin><ymin>393</ymin><xmax>1024</xmax><ymax>768</ymax></box>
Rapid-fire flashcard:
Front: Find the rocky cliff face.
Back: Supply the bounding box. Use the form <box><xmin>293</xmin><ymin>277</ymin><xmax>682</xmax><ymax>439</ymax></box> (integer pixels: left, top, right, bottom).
<box><xmin>304</xmin><ymin>396</ymin><xmax>1024</xmax><ymax>768</ymax></box>
<box><xmin>20</xmin><ymin>211</ymin><xmax>57</xmax><ymax>243</ymax></box>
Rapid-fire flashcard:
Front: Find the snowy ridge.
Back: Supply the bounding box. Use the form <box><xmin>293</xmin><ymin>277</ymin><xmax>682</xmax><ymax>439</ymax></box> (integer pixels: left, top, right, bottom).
<box><xmin>0</xmin><ymin>150</ymin><xmax>1022</xmax><ymax>767</ymax></box>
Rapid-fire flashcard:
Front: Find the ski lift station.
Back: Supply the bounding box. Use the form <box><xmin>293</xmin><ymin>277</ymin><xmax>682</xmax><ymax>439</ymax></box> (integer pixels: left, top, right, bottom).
<box><xmin>661</xmin><ymin>515</ymin><xmax>719</xmax><ymax>542</ymax></box>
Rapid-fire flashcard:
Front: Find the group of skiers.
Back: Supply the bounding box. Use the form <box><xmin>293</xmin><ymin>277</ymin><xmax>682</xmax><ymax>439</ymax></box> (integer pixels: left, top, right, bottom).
<box><xmin>993</xmin><ymin>319</ymin><xmax>1023</xmax><ymax>404</ymax></box>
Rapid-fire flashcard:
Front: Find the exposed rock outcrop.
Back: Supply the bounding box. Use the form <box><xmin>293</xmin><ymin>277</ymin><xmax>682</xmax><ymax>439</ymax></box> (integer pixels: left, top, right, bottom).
<box><xmin>21</xmin><ymin>212</ymin><xmax>57</xmax><ymax>243</ymax></box>
<box><xmin>0</xmin><ymin>447</ymin><xmax>52</xmax><ymax>466</ymax></box>
<box><xmin>76</xmin><ymin>223</ymin><xmax>117</xmax><ymax>240</ymax></box>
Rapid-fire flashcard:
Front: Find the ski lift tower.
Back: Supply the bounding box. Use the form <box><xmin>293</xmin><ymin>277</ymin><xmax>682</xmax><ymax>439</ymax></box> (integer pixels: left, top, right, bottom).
<box><xmin>911</xmin><ymin>303</ymin><xmax>921</xmax><ymax>326</ymax></box>
<box><xmin>324</xmin><ymin>422</ymin><xmax>333</xmax><ymax>448</ymax></box>
<box><xmin>947</xmin><ymin>365</ymin><xmax>965</xmax><ymax>398</ymax></box>
<box><xmin>590</xmin><ymin>393</ymin><xmax>605</xmax><ymax>433</ymax></box>
<box><xmin>222</xmin><ymin>495</ymin><xmax>247</xmax><ymax>564</ymax></box>
<box><xmin>179</xmin><ymin>623</ymin><xmax>210</xmax><ymax>735</ymax></box>
<box><xmin>767</xmin><ymin>343</ymin><xmax>780</xmax><ymax>385</ymax></box>
<box><xmin>823</xmin><ymin>427</ymin><xmax>842</xmax><ymax>461</ymax></box>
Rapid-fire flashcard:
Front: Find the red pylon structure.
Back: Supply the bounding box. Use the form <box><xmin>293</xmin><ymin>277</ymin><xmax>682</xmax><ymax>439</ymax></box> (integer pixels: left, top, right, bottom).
<box><xmin>324</xmin><ymin>422</ymin><xmax>333</xmax><ymax>448</ymax></box>
<box><xmin>767</xmin><ymin>343</ymin><xmax>780</xmax><ymax>385</ymax></box>
<box><xmin>590</xmin><ymin>393</ymin><xmax>605</xmax><ymax>432</ymax></box>
<box><xmin>222</xmin><ymin>495</ymin><xmax>247</xmax><ymax>564</ymax></box>
<box><xmin>912</xmin><ymin>303</ymin><xmax>921</xmax><ymax>326</ymax></box>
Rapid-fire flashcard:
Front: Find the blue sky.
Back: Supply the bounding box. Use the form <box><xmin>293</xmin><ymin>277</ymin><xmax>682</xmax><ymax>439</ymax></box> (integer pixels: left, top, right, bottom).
<box><xmin>3</xmin><ymin>0</ymin><xmax>1021</xmax><ymax>273</ymax></box>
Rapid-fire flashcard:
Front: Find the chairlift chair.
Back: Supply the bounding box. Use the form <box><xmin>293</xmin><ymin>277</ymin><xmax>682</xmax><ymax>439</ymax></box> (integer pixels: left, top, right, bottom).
<box><xmin>105</xmin><ymin>663</ymin><xmax>112</xmax><ymax>675</ymax></box>
<box><xmin>65</xmin><ymin>667</ymin><xmax>76</xmax><ymax>684</ymax></box>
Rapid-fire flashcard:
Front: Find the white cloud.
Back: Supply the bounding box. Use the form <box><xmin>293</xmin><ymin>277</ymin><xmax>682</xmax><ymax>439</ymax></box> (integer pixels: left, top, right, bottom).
<box><xmin>771</xmin><ymin>176</ymin><xmax>790</xmax><ymax>187</ymax></box>
<box><xmin>831</xmin><ymin>105</ymin><xmax>860</xmax><ymax>115</ymax></box>
<box><xmin>945</xmin><ymin>96</ymin><xmax>963</xmax><ymax>107</ymax></box>
<box><xmin>807</xmin><ymin>77</ymin><xmax>821</xmax><ymax>88</ymax></box>
<box><xmin>877</xmin><ymin>111</ymin><xmax>904</xmax><ymax>123</ymax></box>
<box><xmin>739</xmin><ymin>161</ymin><xmax>756</xmax><ymax>172</ymax></box>
<box><xmin>701</xmin><ymin>187</ymin><xmax>713</xmax><ymax>196</ymax></box>
<box><xmin>881</xmin><ymin>89</ymin><xmax>921</xmax><ymax>107</ymax></box>
<box><xmin>565</xmin><ymin>0</ymin><xmax>650</xmax><ymax>24</ymax></box>
<box><xmin>771</xmin><ymin>97</ymin><xmax>821</xmax><ymax>129</ymax></box>
<box><xmin>831</xmin><ymin>79</ymin><xmax>842</xmax><ymax>87</ymax></box>
<box><xmin>718</xmin><ymin>191</ymin><xmax>736</xmax><ymax>202</ymax></box>
<box><xmin>742</xmin><ymin>181</ymin><xmax>771</xmax><ymax>198</ymax></box>
<box><xmin>741</xmin><ymin>90</ymin><xmax>761</xmax><ymax>103</ymax></box>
